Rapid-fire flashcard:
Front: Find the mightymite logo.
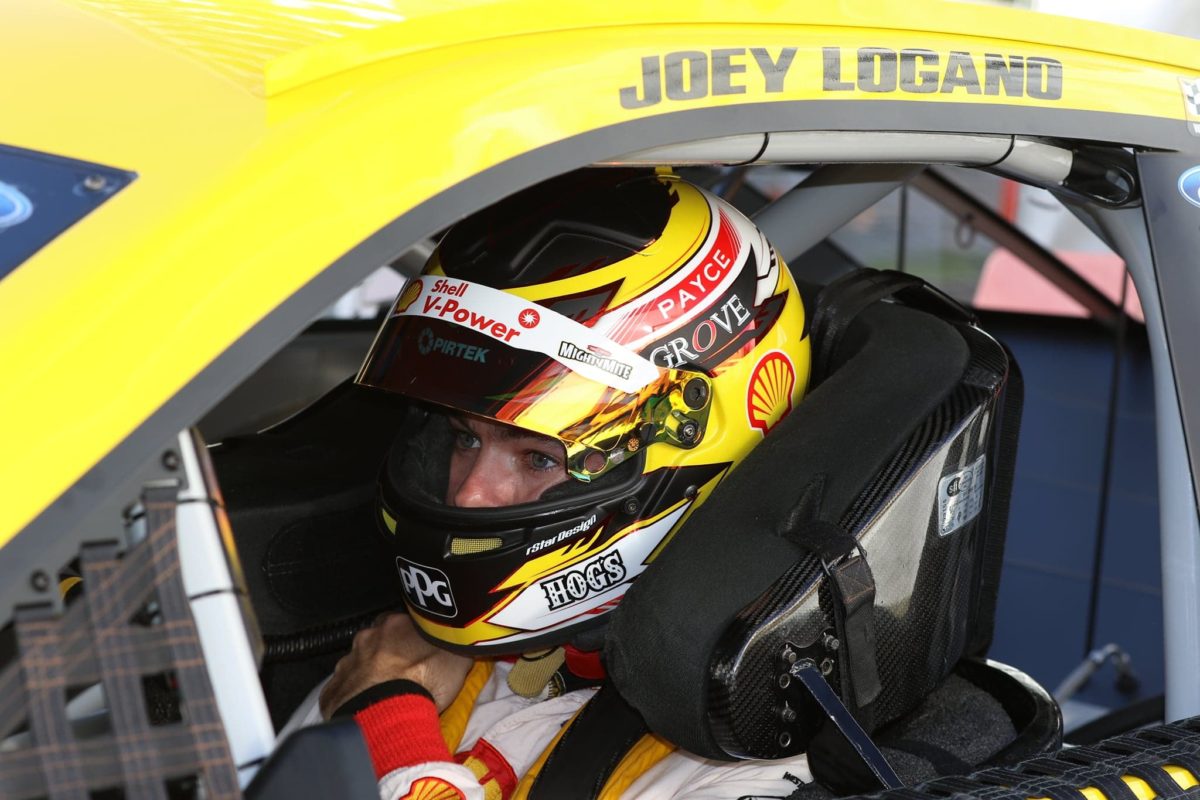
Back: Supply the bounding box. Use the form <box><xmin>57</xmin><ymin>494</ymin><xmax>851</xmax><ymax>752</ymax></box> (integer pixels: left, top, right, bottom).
<box><xmin>747</xmin><ymin>350</ymin><xmax>796</xmax><ymax>436</ymax></box>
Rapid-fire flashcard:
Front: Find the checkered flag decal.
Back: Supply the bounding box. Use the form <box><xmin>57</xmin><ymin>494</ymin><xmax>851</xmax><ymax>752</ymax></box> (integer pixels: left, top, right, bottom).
<box><xmin>1181</xmin><ymin>76</ymin><xmax>1200</xmax><ymax>136</ymax></box>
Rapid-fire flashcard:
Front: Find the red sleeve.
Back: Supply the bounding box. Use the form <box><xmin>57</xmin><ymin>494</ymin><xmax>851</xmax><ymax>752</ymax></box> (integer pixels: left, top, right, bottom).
<box><xmin>334</xmin><ymin>680</ymin><xmax>454</xmax><ymax>779</ymax></box>
<box><xmin>354</xmin><ymin>694</ymin><xmax>454</xmax><ymax>779</ymax></box>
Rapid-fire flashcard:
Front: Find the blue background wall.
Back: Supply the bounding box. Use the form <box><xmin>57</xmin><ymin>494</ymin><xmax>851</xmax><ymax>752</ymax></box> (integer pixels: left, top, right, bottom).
<box><xmin>983</xmin><ymin>313</ymin><xmax>1161</xmax><ymax>710</ymax></box>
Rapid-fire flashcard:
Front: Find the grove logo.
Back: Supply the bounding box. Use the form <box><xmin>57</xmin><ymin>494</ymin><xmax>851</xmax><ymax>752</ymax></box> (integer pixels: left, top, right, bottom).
<box><xmin>396</xmin><ymin>557</ymin><xmax>456</xmax><ymax>618</ymax></box>
<box><xmin>747</xmin><ymin>350</ymin><xmax>796</xmax><ymax>436</ymax></box>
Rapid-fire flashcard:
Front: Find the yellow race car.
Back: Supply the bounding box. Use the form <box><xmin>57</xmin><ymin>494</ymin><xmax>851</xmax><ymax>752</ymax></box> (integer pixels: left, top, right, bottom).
<box><xmin>2</xmin><ymin>1</ymin><xmax>1199</xmax><ymax>798</ymax></box>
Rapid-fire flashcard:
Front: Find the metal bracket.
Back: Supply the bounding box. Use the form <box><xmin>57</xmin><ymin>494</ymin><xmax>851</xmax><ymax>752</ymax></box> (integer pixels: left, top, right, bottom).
<box><xmin>786</xmin><ymin>658</ymin><xmax>902</xmax><ymax>791</ymax></box>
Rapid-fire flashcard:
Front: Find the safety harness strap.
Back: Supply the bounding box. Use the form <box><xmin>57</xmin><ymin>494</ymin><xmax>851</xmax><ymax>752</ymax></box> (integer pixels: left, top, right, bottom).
<box><xmin>781</xmin><ymin>517</ymin><xmax>883</xmax><ymax>724</ymax></box>
<box><xmin>526</xmin><ymin>681</ymin><xmax>649</xmax><ymax>800</ymax></box>
<box><xmin>826</xmin><ymin>550</ymin><xmax>883</xmax><ymax>713</ymax></box>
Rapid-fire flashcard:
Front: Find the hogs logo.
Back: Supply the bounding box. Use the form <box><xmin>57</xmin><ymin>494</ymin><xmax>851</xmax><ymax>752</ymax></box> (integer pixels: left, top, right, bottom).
<box><xmin>747</xmin><ymin>350</ymin><xmax>796</xmax><ymax>435</ymax></box>
<box><xmin>541</xmin><ymin>551</ymin><xmax>626</xmax><ymax>611</ymax></box>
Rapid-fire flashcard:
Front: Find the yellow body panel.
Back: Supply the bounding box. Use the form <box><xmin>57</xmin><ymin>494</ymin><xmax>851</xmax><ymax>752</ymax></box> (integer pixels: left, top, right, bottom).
<box><xmin>1167</xmin><ymin>765</ymin><xmax>1200</xmax><ymax>790</ymax></box>
<box><xmin>2</xmin><ymin>0</ymin><xmax>1199</xmax><ymax>546</ymax></box>
<box><xmin>1044</xmin><ymin>765</ymin><xmax>1197</xmax><ymax>800</ymax></box>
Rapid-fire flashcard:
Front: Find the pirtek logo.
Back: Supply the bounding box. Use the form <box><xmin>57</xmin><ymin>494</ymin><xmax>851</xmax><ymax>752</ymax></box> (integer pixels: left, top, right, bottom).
<box><xmin>558</xmin><ymin>341</ymin><xmax>634</xmax><ymax>380</ymax></box>
<box><xmin>822</xmin><ymin>48</ymin><xmax>1063</xmax><ymax>99</ymax></box>
<box><xmin>396</xmin><ymin>557</ymin><xmax>457</xmax><ymax>617</ymax></box>
<box><xmin>541</xmin><ymin>551</ymin><xmax>626</xmax><ymax>611</ymax></box>
<box><xmin>418</xmin><ymin>327</ymin><xmax>488</xmax><ymax>363</ymax></box>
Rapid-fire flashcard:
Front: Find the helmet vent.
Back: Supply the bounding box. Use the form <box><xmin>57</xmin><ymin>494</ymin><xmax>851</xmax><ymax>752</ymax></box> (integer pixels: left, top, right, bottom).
<box><xmin>449</xmin><ymin>536</ymin><xmax>504</xmax><ymax>556</ymax></box>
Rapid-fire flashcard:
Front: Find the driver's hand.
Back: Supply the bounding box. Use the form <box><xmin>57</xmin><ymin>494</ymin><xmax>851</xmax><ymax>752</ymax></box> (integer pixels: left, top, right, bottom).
<box><xmin>319</xmin><ymin>612</ymin><xmax>473</xmax><ymax>719</ymax></box>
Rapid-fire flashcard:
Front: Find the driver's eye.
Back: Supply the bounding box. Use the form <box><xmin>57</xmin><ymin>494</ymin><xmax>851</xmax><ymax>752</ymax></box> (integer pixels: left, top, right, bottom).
<box><xmin>528</xmin><ymin>450</ymin><xmax>561</xmax><ymax>472</ymax></box>
<box><xmin>454</xmin><ymin>429</ymin><xmax>481</xmax><ymax>450</ymax></box>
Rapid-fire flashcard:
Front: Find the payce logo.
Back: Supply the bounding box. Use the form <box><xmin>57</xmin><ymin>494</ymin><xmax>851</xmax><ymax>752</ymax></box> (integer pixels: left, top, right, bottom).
<box><xmin>396</xmin><ymin>557</ymin><xmax>457</xmax><ymax>618</ymax></box>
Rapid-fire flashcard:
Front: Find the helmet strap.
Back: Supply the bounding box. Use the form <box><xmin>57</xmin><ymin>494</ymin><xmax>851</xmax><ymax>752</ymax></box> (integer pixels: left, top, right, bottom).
<box><xmin>507</xmin><ymin>647</ymin><xmax>566</xmax><ymax>698</ymax></box>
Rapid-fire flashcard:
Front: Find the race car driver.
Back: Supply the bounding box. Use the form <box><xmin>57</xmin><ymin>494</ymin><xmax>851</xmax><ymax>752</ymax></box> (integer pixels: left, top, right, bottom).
<box><xmin>285</xmin><ymin>167</ymin><xmax>815</xmax><ymax>798</ymax></box>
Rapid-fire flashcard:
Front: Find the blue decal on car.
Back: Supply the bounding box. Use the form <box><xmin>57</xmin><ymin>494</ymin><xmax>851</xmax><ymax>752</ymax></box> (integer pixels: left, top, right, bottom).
<box><xmin>0</xmin><ymin>144</ymin><xmax>135</xmax><ymax>283</ymax></box>
<box><xmin>1179</xmin><ymin>165</ymin><xmax>1200</xmax><ymax>208</ymax></box>
<box><xmin>0</xmin><ymin>182</ymin><xmax>32</xmax><ymax>229</ymax></box>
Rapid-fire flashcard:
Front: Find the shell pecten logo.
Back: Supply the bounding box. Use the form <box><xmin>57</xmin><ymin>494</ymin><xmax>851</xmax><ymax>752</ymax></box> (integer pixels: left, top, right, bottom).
<box><xmin>747</xmin><ymin>350</ymin><xmax>796</xmax><ymax>436</ymax></box>
<box><xmin>395</xmin><ymin>279</ymin><xmax>423</xmax><ymax>314</ymax></box>
<box><xmin>398</xmin><ymin>777</ymin><xmax>464</xmax><ymax>800</ymax></box>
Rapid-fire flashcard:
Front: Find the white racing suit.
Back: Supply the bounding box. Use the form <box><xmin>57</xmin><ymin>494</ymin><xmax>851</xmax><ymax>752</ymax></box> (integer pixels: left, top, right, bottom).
<box><xmin>285</xmin><ymin>657</ymin><xmax>814</xmax><ymax>800</ymax></box>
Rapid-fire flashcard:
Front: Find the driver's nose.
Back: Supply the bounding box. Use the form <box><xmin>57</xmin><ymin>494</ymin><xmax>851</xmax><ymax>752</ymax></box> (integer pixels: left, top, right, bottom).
<box><xmin>452</xmin><ymin>453</ymin><xmax>519</xmax><ymax>508</ymax></box>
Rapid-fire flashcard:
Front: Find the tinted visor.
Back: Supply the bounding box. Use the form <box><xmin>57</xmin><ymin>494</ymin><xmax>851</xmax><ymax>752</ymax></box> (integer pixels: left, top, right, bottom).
<box><xmin>360</xmin><ymin>312</ymin><xmax>655</xmax><ymax>481</ymax></box>
<box><xmin>358</xmin><ymin>277</ymin><xmax>713</xmax><ymax>481</ymax></box>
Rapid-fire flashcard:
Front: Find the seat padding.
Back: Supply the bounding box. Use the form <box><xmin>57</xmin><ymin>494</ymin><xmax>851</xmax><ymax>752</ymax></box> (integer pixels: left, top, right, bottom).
<box><xmin>606</xmin><ymin>302</ymin><xmax>970</xmax><ymax>759</ymax></box>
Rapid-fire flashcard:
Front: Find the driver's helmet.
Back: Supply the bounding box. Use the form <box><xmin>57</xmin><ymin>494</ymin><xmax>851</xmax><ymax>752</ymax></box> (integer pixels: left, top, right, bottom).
<box><xmin>356</xmin><ymin>168</ymin><xmax>810</xmax><ymax>655</ymax></box>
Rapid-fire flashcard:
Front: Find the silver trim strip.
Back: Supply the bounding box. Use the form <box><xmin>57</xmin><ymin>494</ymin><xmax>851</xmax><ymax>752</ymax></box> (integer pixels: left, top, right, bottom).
<box><xmin>605</xmin><ymin>131</ymin><xmax>1074</xmax><ymax>185</ymax></box>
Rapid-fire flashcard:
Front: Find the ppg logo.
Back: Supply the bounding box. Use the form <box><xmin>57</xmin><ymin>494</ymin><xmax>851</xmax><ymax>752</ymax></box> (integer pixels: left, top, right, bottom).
<box><xmin>1179</xmin><ymin>166</ymin><xmax>1200</xmax><ymax>209</ymax></box>
<box><xmin>396</xmin><ymin>557</ymin><xmax>457</xmax><ymax>618</ymax></box>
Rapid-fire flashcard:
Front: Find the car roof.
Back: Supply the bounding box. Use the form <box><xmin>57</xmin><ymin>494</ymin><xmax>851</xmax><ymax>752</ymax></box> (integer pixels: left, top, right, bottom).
<box><xmin>2</xmin><ymin>0</ymin><xmax>1199</xmax><ymax>546</ymax></box>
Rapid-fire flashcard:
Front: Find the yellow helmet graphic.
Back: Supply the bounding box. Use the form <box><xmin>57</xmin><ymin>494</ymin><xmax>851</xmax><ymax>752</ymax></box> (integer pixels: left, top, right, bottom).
<box><xmin>357</xmin><ymin>169</ymin><xmax>810</xmax><ymax>654</ymax></box>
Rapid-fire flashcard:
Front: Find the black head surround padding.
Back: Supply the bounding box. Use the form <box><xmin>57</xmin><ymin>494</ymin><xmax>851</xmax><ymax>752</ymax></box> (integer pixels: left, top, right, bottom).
<box><xmin>438</xmin><ymin>168</ymin><xmax>674</xmax><ymax>288</ymax></box>
<box><xmin>604</xmin><ymin>302</ymin><xmax>970</xmax><ymax>760</ymax></box>
<box><xmin>212</xmin><ymin>381</ymin><xmax>409</xmax><ymax>633</ymax></box>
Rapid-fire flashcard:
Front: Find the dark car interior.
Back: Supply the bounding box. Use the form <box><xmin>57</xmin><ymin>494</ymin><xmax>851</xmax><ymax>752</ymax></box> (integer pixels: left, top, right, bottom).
<box><xmin>0</xmin><ymin>161</ymin><xmax>1158</xmax><ymax>799</ymax></box>
<box><xmin>198</xmin><ymin>166</ymin><xmax>1101</xmax><ymax>799</ymax></box>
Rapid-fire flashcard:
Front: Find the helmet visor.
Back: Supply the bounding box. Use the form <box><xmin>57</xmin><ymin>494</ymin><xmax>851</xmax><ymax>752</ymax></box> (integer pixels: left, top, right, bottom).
<box><xmin>358</xmin><ymin>277</ymin><xmax>709</xmax><ymax>481</ymax></box>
